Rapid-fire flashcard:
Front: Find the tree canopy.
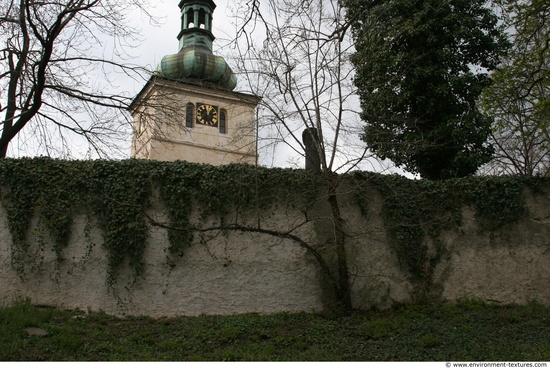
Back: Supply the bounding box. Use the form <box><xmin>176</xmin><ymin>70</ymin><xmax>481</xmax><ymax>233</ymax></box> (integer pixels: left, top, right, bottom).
<box><xmin>346</xmin><ymin>0</ymin><xmax>509</xmax><ymax>179</ymax></box>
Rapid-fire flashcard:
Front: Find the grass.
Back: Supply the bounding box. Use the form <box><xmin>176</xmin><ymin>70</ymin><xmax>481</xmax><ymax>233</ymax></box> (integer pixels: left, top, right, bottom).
<box><xmin>1</xmin><ymin>299</ymin><xmax>549</xmax><ymax>361</ymax></box>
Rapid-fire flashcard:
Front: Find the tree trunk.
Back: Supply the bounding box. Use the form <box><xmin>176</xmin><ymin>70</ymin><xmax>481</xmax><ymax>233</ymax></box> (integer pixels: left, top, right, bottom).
<box><xmin>327</xmin><ymin>177</ymin><xmax>353</xmax><ymax>313</ymax></box>
<box><xmin>0</xmin><ymin>142</ymin><xmax>7</xmax><ymax>158</ymax></box>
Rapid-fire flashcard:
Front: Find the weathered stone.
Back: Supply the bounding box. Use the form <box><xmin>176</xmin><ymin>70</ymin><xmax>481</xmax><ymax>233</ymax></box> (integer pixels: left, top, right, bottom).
<box><xmin>25</xmin><ymin>327</ymin><xmax>48</xmax><ymax>337</ymax></box>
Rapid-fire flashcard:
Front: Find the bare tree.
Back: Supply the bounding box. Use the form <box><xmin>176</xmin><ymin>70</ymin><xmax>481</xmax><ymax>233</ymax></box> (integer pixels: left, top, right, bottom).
<box><xmin>0</xmin><ymin>0</ymin><xmax>158</xmax><ymax>158</ymax></box>
<box><xmin>212</xmin><ymin>0</ymin><xmax>387</xmax><ymax>312</ymax></box>
<box><xmin>481</xmin><ymin>77</ymin><xmax>550</xmax><ymax>176</ymax></box>
<box><xmin>232</xmin><ymin>0</ymin><xmax>368</xmax><ymax>172</ymax></box>
<box><xmin>480</xmin><ymin>0</ymin><xmax>550</xmax><ymax>175</ymax></box>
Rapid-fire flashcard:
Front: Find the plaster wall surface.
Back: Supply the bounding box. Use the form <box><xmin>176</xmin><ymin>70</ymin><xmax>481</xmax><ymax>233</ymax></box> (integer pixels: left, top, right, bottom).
<box><xmin>0</xmin><ymin>204</ymin><xmax>324</xmax><ymax>317</ymax></box>
<box><xmin>432</xmin><ymin>189</ymin><xmax>550</xmax><ymax>306</ymax></box>
<box><xmin>1</xmin><ymin>184</ymin><xmax>550</xmax><ymax>316</ymax></box>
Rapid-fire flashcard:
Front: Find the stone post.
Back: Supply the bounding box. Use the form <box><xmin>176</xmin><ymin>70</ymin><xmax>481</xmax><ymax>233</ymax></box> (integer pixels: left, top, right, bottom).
<box><xmin>303</xmin><ymin>128</ymin><xmax>321</xmax><ymax>172</ymax></box>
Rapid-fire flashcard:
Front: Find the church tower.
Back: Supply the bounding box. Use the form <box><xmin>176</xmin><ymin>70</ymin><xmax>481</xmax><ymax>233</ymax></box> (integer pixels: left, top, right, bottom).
<box><xmin>130</xmin><ymin>0</ymin><xmax>260</xmax><ymax>165</ymax></box>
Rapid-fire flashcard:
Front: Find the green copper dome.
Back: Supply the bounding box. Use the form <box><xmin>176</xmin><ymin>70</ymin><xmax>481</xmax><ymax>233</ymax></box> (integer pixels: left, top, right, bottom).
<box><xmin>158</xmin><ymin>47</ymin><xmax>237</xmax><ymax>91</ymax></box>
<box><xmin>156</xmin><ymin>0</ymin><xmax>237</xmax><ymax>91</ymax></box>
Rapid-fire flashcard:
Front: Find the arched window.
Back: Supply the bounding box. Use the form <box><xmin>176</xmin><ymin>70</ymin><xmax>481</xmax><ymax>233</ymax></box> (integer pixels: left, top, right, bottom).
<box><xmin>136</xmin><ymin>115</ymin><xmax>145</xmax><ymax>135</ymax></box>
<box><xmin>185</xmin><ymin>103</ymin><xmax>194</xmax><ymax>128</ymax></box>
<box><xmin>198</xmin><ymin>9</ymin><xmax>206</xmax><ymax>29</ymax></box>
<box><xmin>186</xmin><ymin>9</ymin><xmax>194</xmax><ymax>28</ymax></box>
<box><xmin>219</xmin><ymin>109</ymin><xmax>227</xmax><ymax>134</ymax></box>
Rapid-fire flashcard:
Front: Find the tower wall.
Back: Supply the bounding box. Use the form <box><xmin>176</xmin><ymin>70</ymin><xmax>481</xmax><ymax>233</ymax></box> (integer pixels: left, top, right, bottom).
<box><xmin>131</xmin><ymin>78</ymin><xmax>259</xmax><ymax>165</ymax></box>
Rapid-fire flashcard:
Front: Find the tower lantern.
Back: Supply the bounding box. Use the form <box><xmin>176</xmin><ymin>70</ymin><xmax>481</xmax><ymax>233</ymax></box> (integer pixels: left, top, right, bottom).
<box><xmin>178</xmin><ymin>0</ymin><xmax>216</xmax><ymax>51</ymax></box>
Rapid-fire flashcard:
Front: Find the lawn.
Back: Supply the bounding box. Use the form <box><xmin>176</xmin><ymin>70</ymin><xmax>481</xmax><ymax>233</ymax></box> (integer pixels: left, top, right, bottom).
<box><xmin>1</xmin><ymin>300</ymin><xmax>549</xmax><ymax>361</ymax></box>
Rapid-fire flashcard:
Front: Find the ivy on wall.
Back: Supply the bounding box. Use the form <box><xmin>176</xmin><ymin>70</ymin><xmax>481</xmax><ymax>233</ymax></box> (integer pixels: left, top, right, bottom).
<box><xmin>352</xmin><ymin>172</ymin><xmax>550</xmax><ymax>290</ymax></box>
<box><xmin>155</xmin><ymin>162</ymin><xmax>323</xmax><ymax>255</ymax></box>
<box><xmin>353</xmin><ymin>173</ymin><xmax>457</xmax><ymax>284</ymax></box>
<box><xmin>0</xmin><ymin>158</ymin><xmax>323</xmax><ymax>284</ymax></box>
<box><xmin>0</xmin><ymin>158</ymin><xmax>153</xmax><ymax>284</ymax></box>
<box><xmin>0</xmin><ymin>158</ymin><xmax>547</xmax><ymax>289</ymax></box>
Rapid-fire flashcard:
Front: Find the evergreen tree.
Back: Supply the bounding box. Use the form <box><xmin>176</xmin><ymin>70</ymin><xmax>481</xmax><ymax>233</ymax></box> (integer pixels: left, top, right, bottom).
<box><xmin>346</xmin><ymin>0</ymin><xmax>509</xmax><ymax>179</ymax></box>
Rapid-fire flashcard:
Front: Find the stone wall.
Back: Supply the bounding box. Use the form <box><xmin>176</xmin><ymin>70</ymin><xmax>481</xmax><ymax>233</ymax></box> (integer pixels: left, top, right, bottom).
<box><xmin>1</xmin><ymin>180</ymin><xmax>549</xmax><ymax>317</ymax></box>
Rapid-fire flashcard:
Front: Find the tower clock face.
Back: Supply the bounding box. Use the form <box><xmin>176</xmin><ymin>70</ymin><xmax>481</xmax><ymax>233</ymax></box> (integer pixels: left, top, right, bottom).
<box><xmin>196</xmin><ymin>104</ymin><xmax>219</xmax><ymax>126</ymax></box>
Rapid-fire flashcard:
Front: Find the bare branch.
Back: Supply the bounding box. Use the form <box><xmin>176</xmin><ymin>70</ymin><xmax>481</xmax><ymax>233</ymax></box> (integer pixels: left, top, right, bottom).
<box><xmin>0</xmin><ymin>0</ymin><xmax>158</xmax><ymax>158</ymax></box>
